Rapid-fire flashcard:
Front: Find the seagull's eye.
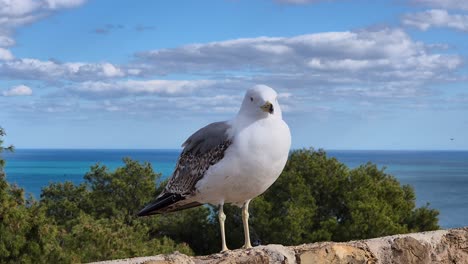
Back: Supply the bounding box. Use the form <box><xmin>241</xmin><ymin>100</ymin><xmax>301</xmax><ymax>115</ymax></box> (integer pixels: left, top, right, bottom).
<box><xmin>250</xmin><ymin>97</ymin><xmax>253</xmax><ymax>102</ymax></box>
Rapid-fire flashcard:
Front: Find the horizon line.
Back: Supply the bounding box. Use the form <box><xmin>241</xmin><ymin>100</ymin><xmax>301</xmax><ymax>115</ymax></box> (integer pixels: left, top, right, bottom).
<box><xmin>8</xmin><ymin>148</ymin><xmax>468</xmax><ymax>152</ymax></box>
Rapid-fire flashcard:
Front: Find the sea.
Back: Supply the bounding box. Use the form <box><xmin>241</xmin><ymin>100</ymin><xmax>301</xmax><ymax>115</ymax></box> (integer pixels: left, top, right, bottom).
<box><xmin>2</xmin><ymin>149</ymin><xmax>467</xmax><ymax>229</ymax></box>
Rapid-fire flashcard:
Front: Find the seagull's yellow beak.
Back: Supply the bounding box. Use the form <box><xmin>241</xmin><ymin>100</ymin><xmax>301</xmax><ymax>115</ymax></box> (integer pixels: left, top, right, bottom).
<box><xmin>260</xmin><ymin>101</ymin><xmax>274</xmax><ymax>114</ymax></box>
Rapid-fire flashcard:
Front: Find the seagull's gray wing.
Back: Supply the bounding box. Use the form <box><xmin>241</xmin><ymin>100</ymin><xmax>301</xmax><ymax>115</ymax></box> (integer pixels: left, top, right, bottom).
<box><xmin>138</xmin><ymin>121</ymin><xmax>232</xmax><ymax>216</ymax></box>
<box><xmin>167</xmin><ymin>121</ymin><xmax>232</xmax><ymax>194</ymax></box>
<box><xmin>181</xmin><ymin>121</ymin><xmax>232</xmax><ymax>155</ymax></box>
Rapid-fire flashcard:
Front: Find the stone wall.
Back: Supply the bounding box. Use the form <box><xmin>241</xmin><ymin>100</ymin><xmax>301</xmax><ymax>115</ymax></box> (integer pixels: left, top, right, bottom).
<box><xmin>92</xmin><ymin>227</ymin><xmax>468</xmax><ymax>264</ymax></box>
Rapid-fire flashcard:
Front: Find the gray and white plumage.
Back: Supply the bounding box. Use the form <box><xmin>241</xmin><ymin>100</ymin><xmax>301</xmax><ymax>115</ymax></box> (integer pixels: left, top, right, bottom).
<box><xmin>138</xmin><ymin>84</ymin><xmax>291</xmax><ymax>251</ymax></box>
<box><xmin>137</xmin><ymin>121</ymin><xmax>233</xmax><ymax>214</ymax></box>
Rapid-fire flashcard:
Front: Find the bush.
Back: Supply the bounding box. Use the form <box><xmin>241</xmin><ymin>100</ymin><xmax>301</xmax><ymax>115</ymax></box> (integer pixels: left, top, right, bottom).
<box><xmin>0</xmin><ymin>127</ymin><xmax>440</xmax><ymax>261</ymax></box>
<box><xmin>248</xmin><ymin>149</ymin><xmax>439</xmax><ymax>246</ymax></box>
<box><xmin>39</xmin><ymin>159</ymin><xmax>194</xmax><ymax>262</ymax></box>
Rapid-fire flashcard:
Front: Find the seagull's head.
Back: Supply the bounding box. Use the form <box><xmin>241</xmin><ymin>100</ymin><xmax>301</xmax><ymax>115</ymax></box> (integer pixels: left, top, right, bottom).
<box><xmin>239</xmin><ymin>85</ymin><xmax>283</xmax><ymax>119</ymax></box>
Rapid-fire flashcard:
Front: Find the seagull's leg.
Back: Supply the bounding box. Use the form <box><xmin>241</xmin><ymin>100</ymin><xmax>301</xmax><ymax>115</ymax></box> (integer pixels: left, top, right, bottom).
<box><xmin>218</xmin><ymin>204</ymin><xmax>229</xmax><ymax>252</ymax></box>
<box><xmin>242</xmin><ymin>199</ymin><xmax>253</xmax><ymax>249</ymax></box>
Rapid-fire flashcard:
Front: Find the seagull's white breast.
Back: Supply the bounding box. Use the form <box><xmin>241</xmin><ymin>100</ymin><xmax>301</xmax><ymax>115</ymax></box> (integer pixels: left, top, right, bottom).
<box><xmin>194</xmin><ymin>116</ymin><xmax>291</xmax><ymax>206</ymax></box>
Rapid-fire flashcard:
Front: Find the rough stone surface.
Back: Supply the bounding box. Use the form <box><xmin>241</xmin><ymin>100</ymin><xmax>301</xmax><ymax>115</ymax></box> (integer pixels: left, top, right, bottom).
<box><xmin>391</xmin><ymin>237</ymin><xmax>431</xmax><ymax>264</ymax></box>
<box><xmin>294</xmin><ymin>242</ymin><xmax>376</xmax><ymax>264</ymax></box>
<box><xmin>90</xmin><ymin>227</ymin><xmax>468</xmax><ymax>264</ymax></box>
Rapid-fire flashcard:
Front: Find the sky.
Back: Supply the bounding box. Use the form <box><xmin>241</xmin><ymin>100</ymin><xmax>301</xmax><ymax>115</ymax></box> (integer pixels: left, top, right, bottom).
<box><xmin>0</xmin><ymin>0</ymin><xmax>467</xmax><ymax>150</ymax></box>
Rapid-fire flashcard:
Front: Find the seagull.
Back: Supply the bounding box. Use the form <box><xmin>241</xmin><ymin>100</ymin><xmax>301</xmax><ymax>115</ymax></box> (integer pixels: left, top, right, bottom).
<box><xmin>138</xmin><ymin>85</ymin><xmax>291</xmax><ymax>252</ymax></box>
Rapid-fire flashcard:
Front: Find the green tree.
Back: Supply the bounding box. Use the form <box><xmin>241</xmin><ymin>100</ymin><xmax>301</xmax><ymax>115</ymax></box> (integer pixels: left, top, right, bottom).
<box><xmin>40</xmin><ymin>182</ymin><xmax>91</xmax><ymax>227</ymax></box>
<box><xmin>248</xmin><ymin>149</ymin><xmax>439</xmax><ymax>246</ymax></box>
<box><xmin>58</xmin><ymin>213</ymin><xmax>192</xmax><ymax>263</ymax></box>
<box><xmin>40</xmin><ymin>158</ymin><xmax>195</xmax><ymax>262</ymax></box>
<box><xmin>0</xmin><ymin>128</ymin><xmax>67</xmax><ymax>263</ymax></box>
<box><xmin>0</xmin><ymin>127</ymin><xmax>14</xmax><ymax>172</ymax></box>
<box><xmin>84</xmin><ymin>158</ymin><xmax>159</xmax><ymax>221</ymax></box>
<box><xmin>2</xmin><ymin>127</ymin><xmax>195</xmax><ymax>263</ymax></box>
<box><xmin>406</xmin><ymin>204</ymin><xmax>439</xmax><ymax>232</ymax></box>
<box><xmin>1</xmin><ymin>126</ymin><xmax>441</xmax><ymax>261</ymax></box>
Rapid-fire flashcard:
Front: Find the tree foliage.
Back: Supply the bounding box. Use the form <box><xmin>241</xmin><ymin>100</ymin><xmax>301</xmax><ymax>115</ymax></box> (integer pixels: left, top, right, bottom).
<box><xmin>248</xmin><ymin>149</ymin><xmax>440</xmax><ymax>246</ymax></box>
<box><xmin>39</xmin><ymin>160</ymin><xmax>193</xmax><ymax>262</ymax></box>
<box><xmin>0</xmin><ymin>128</ymin><xmax>440</xmax><ymax>262</ymax></box>
<box><xmin>83</xmin><ymin>159</ymin><xmax>159</xmax><ymax>220</ymax></box>
<box><xmin>0</xmin><ymin>128</ymin><xmax>66</xmax><ymax>263</ymax></box>
<box><xmin>1</xmin><ymin>128</ymin><xmax>193</xmax><ymax>263</ymax></box>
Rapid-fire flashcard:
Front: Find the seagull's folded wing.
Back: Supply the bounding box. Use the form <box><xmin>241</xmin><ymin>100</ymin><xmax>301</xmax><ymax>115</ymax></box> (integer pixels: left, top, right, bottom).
<box><xmin>137</xmin><ymin>121</ymin><xmax>232</xmax><ymax>216</ymax></box>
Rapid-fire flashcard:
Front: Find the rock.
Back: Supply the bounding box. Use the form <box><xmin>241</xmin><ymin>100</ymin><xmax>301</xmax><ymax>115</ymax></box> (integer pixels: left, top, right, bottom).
<box><xmin>295</xmin><ymin>242</ymin><xmax>376</xmax><ymax>264</ymax></box>
<box><xmin>391</xmin><ymin>237</ymin><xmax>430</xmax><ymax>264</ymax></box>
<box><xmin>90</xmin><ymin>227</ymin><xmax>468</xmax><ymax>264</ymax></box>
<box><xmin>433</xmin><ymin>228</ymin><xmax>468</xmax><ymax>264</ymax></box>
<box><xmin>194</xmin><ymin>245</ymin><xmax>295</xmax><ymax>264</ymax></box>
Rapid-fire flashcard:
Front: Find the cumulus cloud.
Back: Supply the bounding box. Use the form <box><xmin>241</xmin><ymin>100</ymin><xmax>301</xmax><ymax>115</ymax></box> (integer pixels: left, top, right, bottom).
<box><xmin>0</xmin><ymin>0</ymin><xmax>39</xmax><ymax>16</ymax></box>
<box><xmin>69</xmin><ymin>79</ymin><xmax>217</xmax><ymax>98</ymax></box>
<box><xmin>135</xmin><ymin>28</ymin><xmax>461</xmax><ymax>84</ymax></box>
<box><xmin>100</xmin><ymin>63</ymin><xmax>125</xmax><ymax>77</ymax></box>
<box><xmin>2</xmin><ymin>84</ymin><xmax>32</xmax><ymax>96</ymax></box>
<box><xmin>0</xmin><ymin>0</ymin><xmax>86</xmax><ymax>17</ymax></box>
<box><xmin>0</xmin><ymin>35</ymin><xmax>15</xmax><ymax>47</ymax></box>
<box><xmin>0</xmin><ymin>48</ymin><xmax>14</xmax><ymax>60</ymax></box>
<box><xmin>411</xmin><ymin>0</ymin><xmax>468</xmax><ymax>10</ymax></box>
<box><xmin>91</xmin><ymin>94</ymin><xmax>246</xmax><ymax>116</ymax></box>
<box><xmin>33</xmin><ymin>27</ymin><xmax>460</xmax><ymax>114</ymax></box>
<box><xmin>0</xmin><ymin>0</ymin><xmax>87</xmax><ymax>61</ymax></box>
<box><xmin>403</xmin><ymin>9</ymin><xmax>468</xmax><ymax>31</ymax></box>
<box><xmin>44</xmin><ymin>0</ymin><xmax>86</xmax><ymax>9</ymax></box>
<box><xmin>0</xmin><ymin>26</ymin><xmax>461</xmax><ymax>117</ymax></box>
<box><xmin>0</xmin><ymin>59</ymin><xmax>126</xmax><ymax>81</ymax></box>
<box><xmin>0</xmin><ymin>13</ymin><xmax>464</xmax><ymax>117</ymax></box>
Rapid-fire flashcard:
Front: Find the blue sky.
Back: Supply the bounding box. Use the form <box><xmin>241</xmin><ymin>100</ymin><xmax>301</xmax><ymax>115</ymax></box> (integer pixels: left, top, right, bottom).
<box><xmin>1</xmin><ymin>0</ymin><xmax>468</xmax><ymax>150</ymax></box>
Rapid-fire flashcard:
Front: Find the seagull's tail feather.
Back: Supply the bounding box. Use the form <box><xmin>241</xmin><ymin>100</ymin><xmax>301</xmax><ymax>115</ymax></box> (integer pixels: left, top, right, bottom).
<box><xmin>137</xmin><ymin>193</ymin><xmax>202</xmax><ymax>216</ymax></box>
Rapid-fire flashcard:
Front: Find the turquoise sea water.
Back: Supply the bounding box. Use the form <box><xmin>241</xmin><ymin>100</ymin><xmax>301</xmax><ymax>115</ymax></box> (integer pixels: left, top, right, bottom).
<box><xmin>2</xmin><ymin>149</ymin><xmax>468</xmax><ymax>229</ymax></box>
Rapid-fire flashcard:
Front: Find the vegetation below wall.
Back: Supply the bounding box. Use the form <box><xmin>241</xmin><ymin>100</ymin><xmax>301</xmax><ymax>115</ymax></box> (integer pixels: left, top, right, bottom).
<box><xmin>0</xmin><ymin>127</ymin><xmax>439</xmax><ymax>263</ymax></box>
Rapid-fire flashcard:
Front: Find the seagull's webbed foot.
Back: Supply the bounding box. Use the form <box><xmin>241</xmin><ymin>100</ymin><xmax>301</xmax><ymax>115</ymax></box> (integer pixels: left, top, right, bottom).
<box><xmin>220</xmin><ymin>247</ymin><xmax>229</xmax><ymax>253</ymax></box>
<box><xmin>241</xmin><ymin>243</ymin><xmax>253</xmax><ymax>249</ymax></box>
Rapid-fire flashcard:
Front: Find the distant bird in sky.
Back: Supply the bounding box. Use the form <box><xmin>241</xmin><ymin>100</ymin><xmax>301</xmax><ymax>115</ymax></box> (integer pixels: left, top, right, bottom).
<box><xmin>450</xmin><ymin>138</ymin><xmax>454</xmax><ymax>141</ymax></box>
<box><xmin>138</xmin><ymin>85</ymin><xmax>291</xmax><ymax>251</ymax></box>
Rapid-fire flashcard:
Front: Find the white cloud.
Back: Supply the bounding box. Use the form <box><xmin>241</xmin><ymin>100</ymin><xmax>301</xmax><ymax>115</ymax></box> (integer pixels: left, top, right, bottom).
<box><xmin>411</xmin><ymin>0</ymin><xmax>468</xmax><ymax>10</ymax></box>
<box><xmin>127</xmin><ymin>68</ymin><xmax>142</xmax><ymax>75</ymax></box>
<box><xmin>0</xmin><ymin>11</ymin><xmax>463</xmax><ymax>117</ymax></box>
<box><xmin>403</xmin><ymin>9</ymin><xmax>468</xmax><ymax>31</ymax></box>
<box><xmin>2</xmin><ymin>84</ymin><xmax>32</xmax><ymax>96</ymax></box>
<box><xmin>135</xmin><ymin>28</ymin><xmax>461</xmax><ymax>84</ymax></box>
<box><xmin>0</xmin><ymin>58</ymin><xmax>126</xmax><ymax>81</ymax></box>
<box><xmin>278</xmin><ymin>92</ymin><xmax>292</xmax><ymax>99</ymax></box>
<box><xmin>44</xmin><ymin>0</ymin><xmax>86</xmax><ymax>9</ymax></box>
<box><xmin>0</xmin><ymin>24</ymin><xmax>459</xmax><ymax>108</ymax></box>
<box><xmin>0</xmin><ymin>35</ymin><xmax>15</xmax><ymax>47</ymax></box>
<box><xmin>38</xmin><ymin>28</ymin><xmax>460</xmax><ymax>113</ymax></box>
<box><xmin>0</xmin><ymin>0</ymin><xmax>87</xmax><ymax>64</ymax></box>
<box><xmin>101</xmin><ymin>63</ymin><xmax>125</xmax><ymax>77</ymax></box>
<box><xmin>0</xmin><ymin>0</ymin><xmax>86</xmax><ymax>17</ymax></box>
<box><xmin>70</xmin><ymin>79</ymin><xmax>217</xmax><ymax>98</ymax></box>
<box><xmin>0</xmin><ymin>48</ymin><xmax>14</xmax><ymax>60</ymax></box>
<box><xmin>0</xmin><ymin>0</ymin><xmax>40</xmax><ymax>16</ymax></box>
